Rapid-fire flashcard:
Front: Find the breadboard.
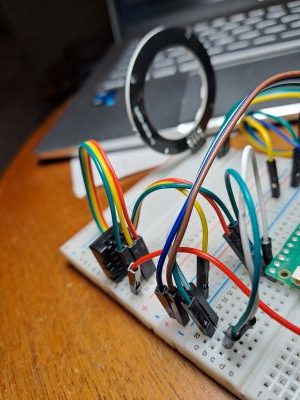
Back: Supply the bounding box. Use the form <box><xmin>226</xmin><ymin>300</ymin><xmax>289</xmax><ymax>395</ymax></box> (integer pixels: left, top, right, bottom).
<box><xmin>61</xmin><ymin>144</ymin><xmax>300</xmax><ymax>400</ymax></box>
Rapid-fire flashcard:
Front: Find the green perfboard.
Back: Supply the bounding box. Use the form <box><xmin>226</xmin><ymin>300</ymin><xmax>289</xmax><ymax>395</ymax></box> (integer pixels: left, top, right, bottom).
<box><xmin>265</xmin><ymin>223</ymin><xmax>300</xmax><ymax>288</ymax></box>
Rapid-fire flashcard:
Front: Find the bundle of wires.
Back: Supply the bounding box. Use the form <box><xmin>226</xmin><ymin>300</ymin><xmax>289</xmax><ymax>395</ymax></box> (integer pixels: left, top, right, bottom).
<box><xmin>130</xmin><ymin>177</ymin><xmax>235</xmax><ymax>303</ymax></box>
<box><xmin>241</xmin><ymin>109</ymin><xmax>300</xmax><ymax>159</ymax></box>
<box><xmin>78</xmin><ymin>139</ymin><xmax>138</xmax><ymax>250</ymax></box>
<box><xmin>131</xmin><ymin>248</ymin><xmax>300</xmax><ymax>335</ymax></box>
<box><xmin>223</xmin><ymin>146</ymin><xmax>271</xmax><ymax>337</ymax></box>
<box><xmin>131</xmin><ymin>147</ymin><xmax>267</xmax><ymax>336</ymax></box>
<box><xmin>77</xmin><ymin>137</ymin><xmax>300</xmax><ymax>337</ymax></box>
<box><xmin>155</xmin><ymin>71</ymin><xmax>300</xmax><ymax>338</ymax></box>
<box><xmin>131</xmin><ymin>178</ymin><xmax>235</xmax><ymax>234</ymax></box>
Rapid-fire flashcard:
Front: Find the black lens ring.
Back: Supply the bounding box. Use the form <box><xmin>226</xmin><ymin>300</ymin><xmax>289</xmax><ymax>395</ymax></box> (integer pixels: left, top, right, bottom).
<box><xmin>125</xmin><ymin>26</ymin><xmax>216</xmax><ymax>154</ymax></box>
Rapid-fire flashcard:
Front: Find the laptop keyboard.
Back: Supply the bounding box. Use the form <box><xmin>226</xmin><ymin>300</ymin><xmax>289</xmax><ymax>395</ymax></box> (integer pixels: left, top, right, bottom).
<box><xmin>97</xmin><ymin>1</ymin><xmax>300</xmax><ymax>93</ymax></box>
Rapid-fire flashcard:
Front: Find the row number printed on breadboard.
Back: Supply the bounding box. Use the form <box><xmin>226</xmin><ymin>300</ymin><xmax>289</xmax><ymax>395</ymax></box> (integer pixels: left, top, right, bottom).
<box><xmin>61</xmin><ymin>147</ymin><xmax>300</xmax><ymax>400</ymax></box>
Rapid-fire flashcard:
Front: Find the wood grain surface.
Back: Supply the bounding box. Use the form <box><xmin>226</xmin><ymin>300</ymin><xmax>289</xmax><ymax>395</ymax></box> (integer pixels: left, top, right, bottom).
<box><xmin>2</xmin><ymin>107</ymin><xmax>284</xmax><ymax>399</ymax></box>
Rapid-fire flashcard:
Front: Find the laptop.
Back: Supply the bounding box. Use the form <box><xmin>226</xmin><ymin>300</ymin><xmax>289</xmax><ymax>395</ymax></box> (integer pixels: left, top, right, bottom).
<box><xmin>36</xmin><ymin>0</ymin><xmax>300</xmax><ymax>160</ymax></box>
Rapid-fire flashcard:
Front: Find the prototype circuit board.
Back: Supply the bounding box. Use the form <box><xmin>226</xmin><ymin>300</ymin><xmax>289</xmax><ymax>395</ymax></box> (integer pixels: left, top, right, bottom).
<box><xmin>266</xmin><ymin>224</ymin><xmax>300</xmax><ymax>288</ymax></box>
<box><xmin>61</xmin><ymin>145</ymin><xmax>300</xmax><ymax>400</ymax></box>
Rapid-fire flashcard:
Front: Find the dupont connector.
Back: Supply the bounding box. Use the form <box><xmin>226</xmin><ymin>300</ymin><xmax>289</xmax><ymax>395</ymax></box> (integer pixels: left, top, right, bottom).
<box><xmin>196</xmin><ymin>258</ymin><xmax>209</xmax><ymax>299</ymax></box>
<box><xmin>130</xmin><ymin>236</ymin><xmax>156</xmax><ymax>280</ymax></box>
<box><xmin>261</xmin><ymin>238</ymin><xmax>276</xmax><ymax>282</ymax></box>
<box><xmin>261</xmin><ymin>237</ymin><xmax>273</xmax><ymax>266</ymax></box>
<box><xmin>90</xmin><ymin>226</ymin><xmax>131</xmax><ymax>282</ymax></box>
<box><xmin>127</xmin><ymin>265</ymin><xmax>142</xmax><ymax>294</ymax></box>
<box><xmin>222</xmin><ymin>317</ymin><xmax>256</xmax><ymax>349</ymax></box>
<box><xmin>223</xmin><ymin>222</ymin><xmax>253</xmax><ymax>266</ymax></box>
<box><xmin>155</xmin><ymin>286</ymin><xmax>190</xmax><ymax>326</ymax></box>
<box><xmin>183</xmin><ymin>283</ymin><xmax>218</xmax><ymax>338</ymax></box>
<box><xmin>267</xmin><ymin>159</ymin><xmax>280</xmax><ymax>198</ymax></box>
<box><xmin>155</xmin><ymin>285</ymin><xmax>174</xmax><ymax>318</ymax></box>
<box><xmin>291</xmin><ymin>147</ymin><xmax>300</xmax><ymax>188</ymax></box>
<box><xmin>168</xmin><ymin>289</ymin><xmax>190</xmax><ymax>326</ymax></box>
<box><xmin>90</xmin><ymin>225</ymin><xmax>155</xmax><ymax>283</ymax></box>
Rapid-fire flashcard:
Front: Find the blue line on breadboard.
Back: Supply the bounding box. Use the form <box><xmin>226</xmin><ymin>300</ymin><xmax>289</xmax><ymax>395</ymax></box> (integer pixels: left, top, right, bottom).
<box><xmin>268</xmin><ymin>186</ymin><xmax>299</xmax><ymax>230</ymax></box>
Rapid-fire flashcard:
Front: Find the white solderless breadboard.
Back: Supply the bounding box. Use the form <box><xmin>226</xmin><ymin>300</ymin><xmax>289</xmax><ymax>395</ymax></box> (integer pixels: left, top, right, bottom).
<box><xmin>61</xmin><ymin>143</ymin><xmax>300</xmax><ymax>400</ymax></box>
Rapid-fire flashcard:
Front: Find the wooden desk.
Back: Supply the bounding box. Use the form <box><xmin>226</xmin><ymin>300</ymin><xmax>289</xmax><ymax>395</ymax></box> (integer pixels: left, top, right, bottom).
<box><xmin>1</xmin><ymin>110</ymin><xmax>250</xmax><ymax>399</ymax></box>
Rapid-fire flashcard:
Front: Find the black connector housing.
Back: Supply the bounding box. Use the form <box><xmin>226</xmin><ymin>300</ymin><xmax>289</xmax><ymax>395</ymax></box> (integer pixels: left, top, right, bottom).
<box><xmin>130</xmin><ymin>236</ymin><xmax>156</xmax><ymax>280</ymax></box>
<box><xmin>90</xmin><ymin>225</ymin><xmax>155</xmax><ymax>283</ymax></box>
<box><xmin>223</xmin><ymin>222</ymin><xmax>253</xmax><ymax>267</ymax></box>
<box><xmin>155</xmin><ymin>286</ymin><xmax>190</xmax><ymax>326</ymax></box>
<box><xmin>184</xmin><ymin>283</ymin><xmax>218</xmax><ymax>337</ymax></box>
<box><xmin>168</xmin><ymin>289</ymin><xmax>190</xmax><ymax>326</ymax></box>
<box><xmin>155</xmin><ymin>285</ymin><xmax>174</xmax><ymax>318</ymax></box>
<box><xmin>225</xmin><ymin>223</ymin><xmax>272</xmax><ymax>278</ymax></box>
<box><xmin>261</xmin><ymin>238</ymin><xmax>276</xmax><ymax>282</ymax></box>
<box><xmin>222</xmin><ymin>317</ymin><xmax>256</xmax><ymax>349</ymax></box>
<box><xmin>267</xmin><ymin>159</ymin><xmax>280</xmax><ymax>198</ymax></box>
<box><xmin>196</xmin><ymin>258</ymin><xmax>209</xmax><ymax>299</ymax></box>
<box><xmin>291</xmin><ymin>147</ymin><xmax>300</xmax><ymax>188</ymax></box>
<box><xmin>261</xmin><ymin>237</ymin><xmax>273</xmax><ymax>266</ymax></box>
<box><xmin>90</xmin><ymin>226</ymin><xmax>129</xmax><ymax>282</ymax></box>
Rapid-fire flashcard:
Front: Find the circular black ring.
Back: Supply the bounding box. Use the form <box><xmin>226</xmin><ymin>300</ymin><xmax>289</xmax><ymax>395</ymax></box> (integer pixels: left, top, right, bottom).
<box><xmin>125</xmin><ymin>26</ymin><xmax>216</xmax><ymax>154</ymax></box>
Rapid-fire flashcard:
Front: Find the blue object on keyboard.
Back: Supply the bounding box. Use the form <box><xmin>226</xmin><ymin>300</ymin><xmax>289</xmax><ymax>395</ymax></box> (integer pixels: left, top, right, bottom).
<box><xmin>92</xmin><ymin>90</ymin><xmax>116</xmax><ymax>107</ymax></box>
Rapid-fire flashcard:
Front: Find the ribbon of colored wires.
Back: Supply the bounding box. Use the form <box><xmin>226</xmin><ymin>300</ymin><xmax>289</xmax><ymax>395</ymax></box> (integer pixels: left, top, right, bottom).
<box><xmin>159</xmin><ymin>71</ymin><xmax>300</xmax><ymax>292</ymax></box>
<box><xmin>131</xmin><ymin>178</ymin><xmax>233</xmax><ymax>235</ymax></box>
<box><xmin>88</xmin><ymin>141</ymin><xmax>135</xmax><ymax>246</ymax></box>
<box><xmin>251</xmin><ymin>90</ymin><xmax>300</xmax><ymax>105</ymax></box>
<box><xmin>79</xmin><ymin>141</ymin><xmax>122</xmax><ymax>249</ymax></box>
<box><xmin>131</xmin><ymin>178</ymin><xmax>234</xmax><ymax>303</ymax></box>
<box><xmin>242</xmin><ymin>112</ymin><xmax>300</xmax><ymax>152</ymax></box>
<box><xmin>242</xmin><ymin>113</ymin><xmax>300</xmax><ymax>156</ymax></box>
<box><xmin>242</xmin><ymin>116</ymin><xmax>274</xmax><ymax>161</ymax></box>
<box><xmin>89</xmin><ymin>140</ymin><xmax>138</xmax><ymax>241</ymax></box>
<box><xmin>79</xmin><ymin>140</ymin><xmax>138</xmax><ymax>249</ymax></box>
<box><xmin>133</xmin><ymin>179</ymin><xmax>209</xmax><ymax>252</ymax></box>
<box><xmin>133</xmin><ymin>179</ymin><xmax>209</xmax><ymax>302</ymax></box>
<box><xmin>130</xmin><ymin>247</ymin><xmax>300</xmax><ymax>336</ymax></box>
<box><xmin>241</xmin><ymin>90</ymin><xmax>300</xmax><ymax>156</ymax></box>
<box><xmin>260</xmin><ymin>119</ymin><xmax>300</xmax><ymax>149</ymax></box>
<box><xmin>80</xmin><ymin>148</ymin><xmax>108</xmax><ymax>233</ymax></box>
<box><xmin>241</xmin><ymin>121</ymin><xmax>293</xmax><ymax>158</ymax></box>
<box><xmin>251</xmin><ymin>110</ymin><xmax>299</xmax><ymax>144</ymax></box>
